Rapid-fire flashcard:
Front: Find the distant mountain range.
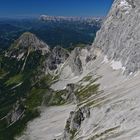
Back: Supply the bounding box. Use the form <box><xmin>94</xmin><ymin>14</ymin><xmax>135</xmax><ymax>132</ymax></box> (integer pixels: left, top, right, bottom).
<box><xmin>0</xmin><ymin>16</ymin><xmax>103</xmax><ymax>49</ymax></box>
<box><xmin>40</xmin><ymin>15</ymin><xmax>102</xmax><ymax>25</ymax></box>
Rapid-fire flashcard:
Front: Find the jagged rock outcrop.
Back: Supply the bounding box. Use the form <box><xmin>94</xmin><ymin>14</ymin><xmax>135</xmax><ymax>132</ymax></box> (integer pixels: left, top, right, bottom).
<box><xmin>63</xmin><ymin>106</ymin><xmax>90</xmax><ymax>140</ymax></box>
<box><xmin>60</xmin><ymin>47</ymin><xmax>93</xmax><ymax>79</ymax></box>
<box><xmin>6</xmin><ymin>32</ymin><xmax>50</xmax><ymax>60</ymax></box>
<box><xmin>92</xmin><ymin>0</ymin><xmax>140</xmax><ymax>74</ymax></box>
<box><xmin>13</xmin><ymin>32</ymin><xmax>49</xmax><ymax>51</ymax></box>
<box><xmin>46</xmin><ymin>47</ymin><xmax>70</xmax><ymax>74</ymax></box>
<box><xmin>68</xmin><ymin>47</ymin><xmax>83</xmax><ymax>75</ymax></box>
<box><xmin>65</xmin><ymin>84</ymin><xmax>77</xmax><ymax>103</ymax></box>
<box><xmin>59</xmin><ymin>47</ymin><xmax>83</xmax><ymax>79</ymax></box>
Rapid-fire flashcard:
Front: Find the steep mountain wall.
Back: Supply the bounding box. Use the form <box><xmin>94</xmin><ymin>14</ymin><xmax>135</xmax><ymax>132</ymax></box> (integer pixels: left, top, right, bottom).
<box><xmin>93</xmin><ymin>0</ymin><xmax>140</xmax><ymax>74</ymax></box>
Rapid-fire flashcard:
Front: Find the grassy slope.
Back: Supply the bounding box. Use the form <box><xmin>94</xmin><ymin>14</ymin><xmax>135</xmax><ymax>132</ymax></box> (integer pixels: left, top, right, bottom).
<box><xmin>0</xmin><ymin>46</ymin><xmax>71</xmax><ymax>139</ymax></box>
<box><xmin>0</xmin><ymin>50</ymin><xmax>53</xmax><ymax>139</ymax></box>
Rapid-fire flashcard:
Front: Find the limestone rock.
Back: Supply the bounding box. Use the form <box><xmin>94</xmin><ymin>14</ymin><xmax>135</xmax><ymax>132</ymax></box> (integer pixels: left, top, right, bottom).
<box><xmin>92</xmin><ymin>0</ymin><xmax>140</xmax><ymax>74</ymax></box>
<box><xmin>6</xmin><ymin>32</ymin><xmax>50</xmax><ymax>60</ymax></box>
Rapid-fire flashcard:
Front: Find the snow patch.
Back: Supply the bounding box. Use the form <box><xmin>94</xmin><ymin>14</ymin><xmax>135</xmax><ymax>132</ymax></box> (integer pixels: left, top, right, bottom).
<box><xmin>103</xmin><ymin>56</ymin><xmax>126</xmax><ymax>72</ymax></box>
<box><xmin>111</xmin><ymin>60</ymin><xmax>125</xmax><ymax>71</ymax></box>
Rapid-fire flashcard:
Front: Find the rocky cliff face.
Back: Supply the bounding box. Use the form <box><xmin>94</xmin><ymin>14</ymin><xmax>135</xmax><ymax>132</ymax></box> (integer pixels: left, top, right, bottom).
<box><xmin>93</xmin><ymin>0</ymin><xmax>140</xmax><ymax>74</ymax></box>
<box><xmin>46</xmin><ymin>47</ymin><xmax>70</xmax><ymax>75</ymax></box>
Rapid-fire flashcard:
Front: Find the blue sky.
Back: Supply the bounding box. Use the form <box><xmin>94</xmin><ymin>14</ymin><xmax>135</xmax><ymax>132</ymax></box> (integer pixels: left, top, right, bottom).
<box><xmin>0</xmin><ymin>0</ymin><xmax>114</xmax><ymax>18</ymax></box>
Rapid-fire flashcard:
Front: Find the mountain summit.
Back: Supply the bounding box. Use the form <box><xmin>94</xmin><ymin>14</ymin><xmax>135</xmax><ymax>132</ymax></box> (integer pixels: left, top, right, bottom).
<box><xmin>6</xmin><ymin>32</ymin><xmax>50</xmax><ymax>61</ymax></box>
<box><xmin>11</xmin><ymin>32</ymin><xmax>50</xmax><ymax>53</ymax></box>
